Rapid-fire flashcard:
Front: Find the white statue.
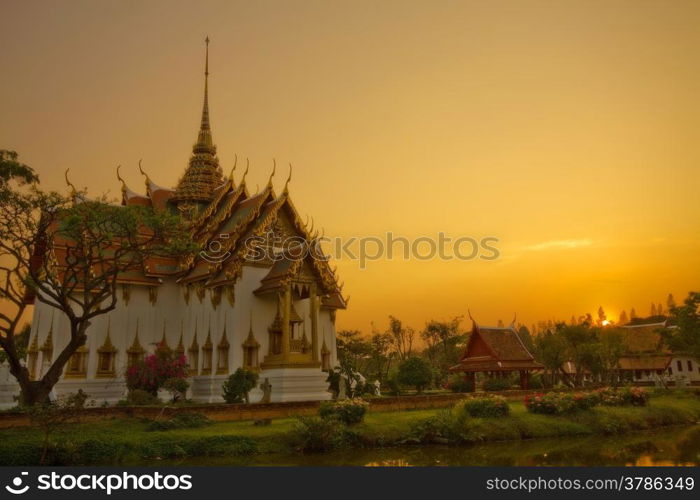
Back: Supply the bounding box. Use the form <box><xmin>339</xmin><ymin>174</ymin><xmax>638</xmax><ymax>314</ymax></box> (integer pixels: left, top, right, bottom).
<box><xmin>349</xmin><ymin>376</ymin><xmax>357</xmax><ymax>398</ymax></box>
<box><xmin>373</xmin><ymin>379</ymin><xmax>381</xmax><ymax>396</ymax></box>
<box><xmin>338</xmin><ymin>373</ymin><xmax>348</xmax><ymax>400</ymax></box>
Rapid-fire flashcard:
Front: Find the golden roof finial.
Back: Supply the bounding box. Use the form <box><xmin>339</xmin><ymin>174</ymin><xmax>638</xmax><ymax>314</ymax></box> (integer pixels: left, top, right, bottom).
<box><xmin>116</xmin><ymin>164</ymin><xmax>126</xmax><ymax>192</ymax></box>
<box><xmin>283</xmin><ymin>163</ymin><xmax>292</xmax><ymax>193</ymax></box>
<box><xmin>267</xmin><ymin>158</ymin><xmax>276</xmax><ymax>188</ymax></box>
<box><xmin>240</xmin><ymin>158</ymin><xmax>250</xmax><ymax>185</ymax></box>
<box><xmin>229</xmin><ymin>154</ymin><xmax>238</xmax><ymax>182</ymax></box>
<box><xmin>64</xmin><ymin>168</ymin><xmax>78</xmax><ymax>197</ymax></box>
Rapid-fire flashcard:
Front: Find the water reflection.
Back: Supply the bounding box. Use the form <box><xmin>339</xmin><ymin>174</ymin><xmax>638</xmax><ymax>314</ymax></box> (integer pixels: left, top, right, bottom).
<box><xmin>150</xmin><ymin>425</ymin><xmax>700</xmax><ymax>467</ymax></box>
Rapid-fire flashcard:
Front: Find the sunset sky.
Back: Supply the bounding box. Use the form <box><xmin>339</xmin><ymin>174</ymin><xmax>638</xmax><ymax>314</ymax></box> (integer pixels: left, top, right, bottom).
<box><xmin>2</xmin><ymin>0</ymin><xmax>699</xmax><ymax>334</ymax></box>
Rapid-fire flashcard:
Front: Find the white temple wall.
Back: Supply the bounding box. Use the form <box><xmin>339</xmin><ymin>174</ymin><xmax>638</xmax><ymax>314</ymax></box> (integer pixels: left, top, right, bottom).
<box><xmin>18</xmin><ymin>263</ymin><xmax>339</xmax><ymax>406</ymax></box>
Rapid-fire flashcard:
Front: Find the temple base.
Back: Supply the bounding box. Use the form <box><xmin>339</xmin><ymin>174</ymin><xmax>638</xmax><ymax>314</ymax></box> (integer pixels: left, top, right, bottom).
<box><xmin>259</xmin><ymin>367</ymin><xmax>331</xmax><ymax>403</ymax></box>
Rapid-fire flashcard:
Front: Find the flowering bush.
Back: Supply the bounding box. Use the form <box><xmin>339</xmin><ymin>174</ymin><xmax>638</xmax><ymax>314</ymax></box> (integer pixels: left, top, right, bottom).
<box><xmin>319</xmin><ymin>399</ymin><xmax>369</xmax><ymax>425</ymax></box>
<box><xmin>125</xmin><ymin>345</ymin><xmax>187</xmax><ymax>396</ymax></box>
<box><xmin>598</xmin><ymin>387</ymin><xmax>649</xmax><ymax>407</ymax></box>
<box><xmin>445</xmin><ymin>375</ymin><xmax>474</xmax><ymax>393</ymax></box>
<box><xmin>524</xmin><ymin>392</ymin><xmax>576</xmax><ymax>414</ymax></box>
<box><xmin>460</xmin><ymin>395</ymin><xmax>509</xmax><ymax>417</ymax></box>
<box><xmin>573</xmin><ymin>391</ymin><xmax>600</xmax><ymax>410</ymax></box>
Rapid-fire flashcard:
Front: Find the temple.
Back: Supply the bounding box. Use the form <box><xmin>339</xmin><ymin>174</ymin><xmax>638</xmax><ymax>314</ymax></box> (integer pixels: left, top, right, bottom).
<box><xmin>22</xmin><ymin>38</ymin><xmax>347</xmax><ymax>404</ymax></box>
<box><xmin>449</xmin><ymin>316</ymin><xmax>542</xmax><ymax>390</ymax></box>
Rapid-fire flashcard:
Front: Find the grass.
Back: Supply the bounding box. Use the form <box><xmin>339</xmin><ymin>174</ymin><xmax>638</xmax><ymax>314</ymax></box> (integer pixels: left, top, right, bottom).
<box><xmin>0</xmin><ymin>393</ymin><xmax>698</xmax><ymax>465</ymax></box>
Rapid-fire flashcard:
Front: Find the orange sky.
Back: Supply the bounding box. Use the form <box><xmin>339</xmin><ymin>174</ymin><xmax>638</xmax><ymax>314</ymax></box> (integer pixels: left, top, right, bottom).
<box><xmin>2</xmin><ymin>0</ymin><xmax>699</xmax><ymax>334</ymax></box>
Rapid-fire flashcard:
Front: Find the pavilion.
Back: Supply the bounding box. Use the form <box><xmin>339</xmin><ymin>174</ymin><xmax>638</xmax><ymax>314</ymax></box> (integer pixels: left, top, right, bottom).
<box><xmin>449</xmin><ymin>316</ymin><xmax>543</xmax><ymax>390</ymax></box>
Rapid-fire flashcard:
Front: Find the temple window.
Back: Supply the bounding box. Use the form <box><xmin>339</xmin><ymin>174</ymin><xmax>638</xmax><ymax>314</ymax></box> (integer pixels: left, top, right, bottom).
<box><xmin>216</xmin><ymin>328</ymin><xmax>230</xmax><ymax>374</ymax></box>
<box><xmin>242</xmin><ymin>317</ymin><xmax>260</xmax><ymax>370</ymax></box>
<box><xmin>677</xmin><ymin>360</ymin><xmax>683</xmax><ymax>372</ymax></box>
<box><xmin>65</xmin><ymin>346</ymin><xmax>88</xmax><ymax>378</ymax></box>
<box><xmin>188</xmin><ymin>331</ymin><xmax>199</xmax><ymax>375</ymax></box>
<box><xmin>201</xmin><ymin>332</ymin><xmax>213</xmax><ymax>374</ymax></box>
<box><xmin>27</xmin><ymin>335</ymin><xmax>39</xmax><ymax>381</ymax></box>
<box><xmin>688</xmin><ymin>360</ymin><xmax>693</xmax><ymax>371</ymax></box>
<box><xmin>127</xmin><ymin>332</ymin><xmax>145</xmax><ymax>369</ymax></box>
<box><xmin>321</xmin><ymin>339</ymin><xmax>331</xmax><ymax>371</ymax></box>
<box><xmin>96</xmin><ymin>326</ymin><xmax>117</xmax><ymax>377</ymax></box>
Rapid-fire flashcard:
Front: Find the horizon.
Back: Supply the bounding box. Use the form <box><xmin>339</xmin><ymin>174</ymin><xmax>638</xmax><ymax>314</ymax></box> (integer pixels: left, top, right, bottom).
<box><xmin>2</xmin><ymin>0</ymin><xmax>699</xmax><ymax>335</ymax></box>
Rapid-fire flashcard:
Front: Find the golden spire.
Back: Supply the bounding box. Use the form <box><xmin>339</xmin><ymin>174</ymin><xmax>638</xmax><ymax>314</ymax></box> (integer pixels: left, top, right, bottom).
<box><xmin>283</xmin><ymin>163</ymin><xmax>292</xmax><ymax>193</ymax></box>
<box><xmin>196</xmin><ymin>36</ymin><xmax>213</xmax><ymax>151</ymax></box>
<box><xmin>172</xmin><ymin>36</ymin><xmax>223</xmax><ymax>207</ymax></box>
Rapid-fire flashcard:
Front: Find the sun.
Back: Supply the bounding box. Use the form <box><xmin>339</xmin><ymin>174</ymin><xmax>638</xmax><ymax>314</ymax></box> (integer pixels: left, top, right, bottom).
<box><xmin>602</xmin><ymin>320</ymin><xmax>611</xmax><ymax>326</ymax></box>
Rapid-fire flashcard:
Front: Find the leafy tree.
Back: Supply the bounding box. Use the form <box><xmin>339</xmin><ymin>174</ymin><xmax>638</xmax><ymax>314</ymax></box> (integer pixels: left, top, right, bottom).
<box><xmin>367</xmin><ymin>332</ymin><xmax>394</xmax><ymax>382</ymax></box>
<box><xmin>0</xmin><ymin>150</ymin><xmax>38</xmax><ymax>186</ymax></box>
<box><xmin>533</xmin><ymin>329</ymin><xmax>567</xmax><ymax>387</ymax></box>
<box><xmin>630</xmin><ymin>307</ymin><xmax>637</xmax><ymax>319</ymax></box>
<box><xmin>222</xmin><ymin>368</ymin><xmax>259</xmax><ymax>404</ymax></box>
<box><xmin>597</xmin><ymin>306</ymin><xmax>606</xmax><ymax>326</ymax></box>
<box><xmin>667</xmin><ymin>293</ymin><xmax>676</xmax><ymax>311</ymax></box>
<box><xmin>396</xmin><ymin>356</ymin><xmax>432</xmax><ymax>393</ymax></box>
<box><xmin>0</xmin><ymin>154</ymin><xmax>194</xmax><ymax>405</ymax></box>
<box><xmin>420</xmin><ymin>317</ymin><xmax>464</xmax><ymax>386</ymax></box>
<box><xmin>650</xmin><ymin>303</ymin><xmax>657</xmax><ymax>317</ymax></box>
<box><xmin>663</xmin><ymin>291</ymin><xmax>700</xmax><ymax>359</ymax></box>
<box><xmin>387</xmin><ymin>315</ymin><xmax>414</xmax><ymax>360</ymax></box>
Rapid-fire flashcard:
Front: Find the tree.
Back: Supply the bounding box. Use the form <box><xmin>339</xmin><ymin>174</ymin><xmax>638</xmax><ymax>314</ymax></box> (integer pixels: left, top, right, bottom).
<box><xmin>618</xmin><ymin>310</ymin><xmax>628</xmax><ymax>325</ymax></box>
<box><xmin>663</xmin><ymin>291</ymin><xmax>700</xmax><ymax>359</ymax></box>
<box><xmin>630</xmin><ymin>307</ymin><xmax>637</xmax><ymax>319</ymax></box>
<box><xmin>667</xmin><ymin>294</ymin><xmax>676</xmax><ymax>311</ymax></box>
<box><xmin>597</xmin><ymin>306</ymin><xmax>606</xmax><ymax>326</ymax></box>
<box><xmin>650</xmin><ymin>303</ymin><xmax>657</xmax><ymax>317</ymax></box>
<box><xmin>367</xmin><ymin>332</ymin><xmax>393</xmax><ymax>382</ymax></box>
<box><xmin>518</xmin><ymin>325</ymin><xmax>535</xmax><ymax>353</ymax></box>
<box><xmin>396</xmin><ymin>357</ymin><xmax>432</xmax><ymax>394</ymax></box>
<box><xmin>533</xmin><ymin>330</ymin><xmax>567</xmax><ymax>387</ymax></box>
<box><xmin>0</xmin><ymin>156</ymin><xmax>193</xmax><ymax>405</ymax></box>
<box><xmin>657</xmin><ymin>302</ymin><xmax>664</xmax><ymax>316</ymax></box>
<box><xmin>222</xmin><ymin>368</ymin><xmax>259</xmax><ymax>404</ymax></box>
<box><xmin>420</xmin><ymin>317</ymin><xmax>464</xmax><ymax>386</ymax></box>
<box><xmin>0</xmin><ymin>150</ymin><xmax>38</xmax><ymax>186</ymax></box>
<box><xmin>387</xmin><ymin>316</ymin><xmax>414</xmax><ymax>360</ymax></box>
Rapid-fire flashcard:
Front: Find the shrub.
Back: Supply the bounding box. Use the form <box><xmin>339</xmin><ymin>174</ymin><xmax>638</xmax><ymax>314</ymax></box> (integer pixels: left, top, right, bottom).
<box><xmin>145</xmin><ymin>412</ymin><xmax>211</xmax><ymax>432</ymax></box>
<box><xmin>319</xmin><ymin>399</ymin><xmax>369</xmax><ymax>425</ymax></box>
<box><xmin>163</xmin><ymin>377</ymin><xmax>189</xmax><ymax>402</ymax></box>
<box><xmin>461</xmin><ymin>395</ymin><xmax>510</xmax><ymax>418</ymax></box>
<box><xmin>483</xmin><ymin>377</ymin><xmax>513</xmax><ymax>391</ymax></box>
<box><xmin>222</xmin><ymin>368</ymin><xmax>259</xmax><ymax>404</ymax></box>
<box><xmin>573</xmin><ymin>391</ymin><xmax>600</xmax><ymax>410</ymax></box>
<box><xmin>289</xmin><ymin>416</ymin><xmax>360</xmax><ymax>452</ymax></box>
<box><xmin>524</xmin><ymin>392</ymin><xmax>576</xmax><ymax>414</ymax></box>
<box><xmin>446</xmin><ymin>375</ymin><xmax>474</xmax><ymax>393</ymax></box>
<box><xmin>386</xmin><ymin>377</ymin><xmax>402</xmax><ymax>396</ymax></box>
<box><xmin>396</xmin><ymin>357</ymin><xmax>433</xmax><ymax>393</ymax></box>
<box><xmin>598</xmin><ymin>387</ymin><xmax>649</xmax><ymax>407</ymax></box>
<box><xmin>125</xmin><ymin>345</ymin><xmax>187</xmax><ymax>395</ymax></box>
<box><xmin>126</xmin><ymin>389</ymin><xmax>159</xmax><ymax>406</ymax></box>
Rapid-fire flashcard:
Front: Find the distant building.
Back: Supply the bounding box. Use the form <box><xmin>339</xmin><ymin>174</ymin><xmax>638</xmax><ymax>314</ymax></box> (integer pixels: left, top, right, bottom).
<box><xmin>450</xmin><ymin>317</ymin><xmax>543</xmax><ymax>389</ymax></box>
<box><xmin>614</xmin><ymin>321</ymin><xmax>699</xmax><ymax>387</ymax></box>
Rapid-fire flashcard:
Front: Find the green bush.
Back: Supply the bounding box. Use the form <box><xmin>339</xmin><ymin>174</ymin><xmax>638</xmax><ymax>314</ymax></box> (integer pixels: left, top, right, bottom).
<box><xmin>289</xmin><ymin>416</ymin><xmax>360</xmax><ymax>452</ymax></box>
<box><xmin>483</xmin><ymin>377</ymin><xmax>513</xmax><ymax>391</ymax></box>
<box><xmin>447</xmin><ymin>375</ymin><xmax>474</xmax><ymax>393</ymax></box>
<box><xmin>409</xmin><ymin>409</ymin><xmax>463</xmax><ymax>443</ymax></box>
<box><xmin>461</xmin><ymin>395</ymin><xmax>510</xmax><ymax>417</ymax></box>
<box><xmin>524</xmin><ymin>392</ymin><xmax>576</xmax><ymax>414</ymax></box>
<box><xmin>319</xmin><ymin>399</ymin><xmax>369</xmax><ymax>425</ymax></box>
<box><xmin>396</xmin><ymin>357</ymin><xmax>433</xmax><ymax>393</ymax></box>
<box><xmin>162</xmin><ymin>377</ymin><xmax>189</xmax><ymax>402</ymax></box>
<box><xmin>386</xmin><ymin>377</ymin><xmax>402</xmax><ymax>396</ymax></box>
<box><xmin>145</xmin><ymin>412</ymin><xmax>211</xmax><ymax>432</ymax></box>
<box><xmin>222</xmin><ymin>368</ymin><xmax>259</xmax><ymax>404</ymax></box>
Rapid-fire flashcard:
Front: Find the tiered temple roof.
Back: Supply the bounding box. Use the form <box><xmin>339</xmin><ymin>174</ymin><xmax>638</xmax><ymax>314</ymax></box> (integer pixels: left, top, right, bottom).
<box><xmin>450</xmin><ymin>318</ymin><xmax>542</xmax><ymax>373</ymax></box>
<box><xmin>39</xmin><ymin>38</ymin><xmax>347</xmax><ymax>310</ymax></box>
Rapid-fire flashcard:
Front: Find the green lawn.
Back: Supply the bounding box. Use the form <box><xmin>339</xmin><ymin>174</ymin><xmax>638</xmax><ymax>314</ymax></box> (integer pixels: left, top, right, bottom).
<box><xmin>0</xmin><ymin>393</ymin><xmax>698</xmax><ymax>465</ymax></box>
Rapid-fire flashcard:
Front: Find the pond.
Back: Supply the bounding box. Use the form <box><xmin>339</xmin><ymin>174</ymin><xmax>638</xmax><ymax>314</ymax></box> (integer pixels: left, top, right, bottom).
<box><xmin>157</xmin><ymin>425</ymin><xmax>700</xmax><ymax>466</ymax></box>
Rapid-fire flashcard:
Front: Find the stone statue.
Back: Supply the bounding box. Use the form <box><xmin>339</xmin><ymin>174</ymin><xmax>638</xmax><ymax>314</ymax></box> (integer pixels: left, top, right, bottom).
<box><xmin>259</xmin><ymin>378</ymin><xmax>272</xmax><ymax>404</ymax></box>
<box><xmin>349</xmin><ymin>376</ymin><xmax>357</xmax><ymax>398</ymax></box>
<box><xmin>338</xmin><ymin>374</ymin><xmax>348</xmax><ymax>400</ymax></box>
<box><xmin>373</xmin><ymin>379</ymin><xmax>381</xmax><ymax>396</ymax></box>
